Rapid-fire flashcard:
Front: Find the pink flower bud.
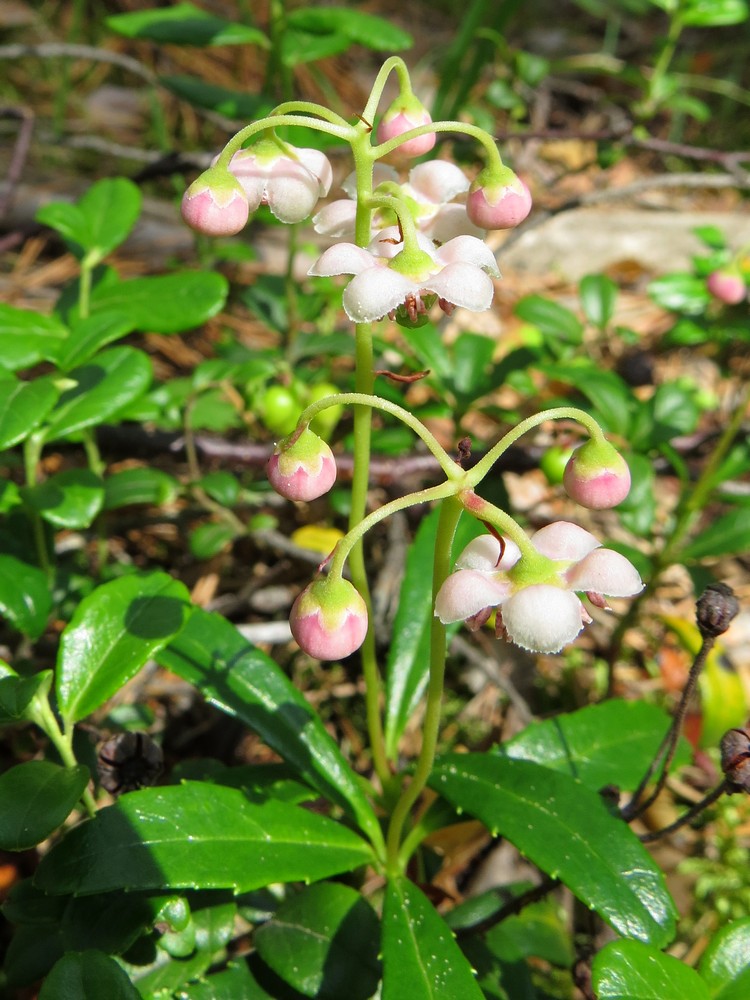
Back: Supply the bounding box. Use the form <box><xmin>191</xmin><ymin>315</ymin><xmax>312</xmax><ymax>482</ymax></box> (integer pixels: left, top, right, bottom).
<box><xmin>267</xmin><ymin>428</ymin><xmax>337</xmax><ymax>502</ymax></box>
<box><xmin>707</xmin><ymin>269</ymin><xmax>746</xmax><ymax>305</ymax></box>
<box><xmin>466</xmin><ymin>167</ymin><xmax>532</xmax><ymax>230</ymax></box>
<box><xmin>563</xmin><ymin>439</ymin><xmax>631</xmax><ymax>509</ymax></box>
<box><xmin>377</xmin><ymin>95</ymin><xmax>435</xmax><ymax>157</ymax></box>
<box><xmin>290</xmin><ymin>578</ymin><xmax>368</xmax><ymax>660</ymax></box>
<box><xmin>181</xmin><ymin>168</ymin><xmax>249</xmax><ymax>236</ymax></box>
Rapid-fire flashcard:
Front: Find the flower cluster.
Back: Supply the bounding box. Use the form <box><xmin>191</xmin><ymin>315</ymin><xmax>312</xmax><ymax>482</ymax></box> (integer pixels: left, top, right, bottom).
<box><xmin>435</xmin><ymin>522</ymin><xmax>643</xmax><ymax>654</ymax></box>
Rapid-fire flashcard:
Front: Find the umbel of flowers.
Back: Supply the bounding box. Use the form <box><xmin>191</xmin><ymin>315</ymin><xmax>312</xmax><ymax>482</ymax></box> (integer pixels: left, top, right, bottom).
<box><xmin>182</xmin><ymin>60</ymin><xmax>641</xmax><ymax>843</ymax></box>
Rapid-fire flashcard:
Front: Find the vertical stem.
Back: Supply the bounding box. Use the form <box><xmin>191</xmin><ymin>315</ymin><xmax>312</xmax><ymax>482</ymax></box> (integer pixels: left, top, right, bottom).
<box><xmin>30</xmin><ymin>700</ymin><xmax>96</xmax><ymax>818</ymax></box>
<box><xmin>386</xmin><ymin>496</ymin><xmax>463</xmax><ymax>874</ymax></box>
<box><xmin>284</xmin><ymin>223</ymin><xmax>300</xmax><ymax>353</ymax></box>
<box><xmin>23</xmin><ymin>434</ymin><xmax>51</xmax><ymax>576</ymax></box>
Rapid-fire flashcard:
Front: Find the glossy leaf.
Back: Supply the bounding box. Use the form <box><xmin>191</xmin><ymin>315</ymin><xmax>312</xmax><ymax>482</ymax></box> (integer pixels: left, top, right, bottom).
<box><xmin>90</xmin><ymin>272</ymin><xmax>228</xmax><ymax>333</ymax></box>
<box><xmin>197</xmin><ymin>471</ymin><xmax>240</xmax><ymax>507</ymax></box>
<box><xmin>36</xmin><ymin>178</ymin><xmax>141</xmax><ymax>262</ymax></box>
<box><xmin>107</xmin><ymin>2</ymin><xmax>269</xmax><ymax>46</ymax></box>
<box><xmin>286</xmin><ymin>6</ymin><xmax>412</xmax><ymax>49</ymax></box>
<box><xmin>171</xmin><ymin>759</ymin><xmax>315</xmax><ymax>805</ymax></box>
<box><xmin>580</xmin><ymin>273</ymin><xmax>618</xmax><ymax>329</ymax></box>
<box><xmin>385</xmin><ymin>510</ymin><xmax>483</xmax><ymax>758</ymax></box>
<box><xmin>0</xmin><ymin>305</ymin><xmax>68</xmax><ymax>370</ymax></box>
<box><xmin>501</xmin><ymin>699</ymin><xmax>691</xmax><ymax>792</ymax></box>
<box><xmin>514</xmin><ymin>295</ymin><xmax>583</xmax><ymax>344</ymax></box>
<box><xmin>431</xmin><ymin>754</ymin><xmax>677</xmax><ymax>947</ymax></box>
<box><xmin>160</xmin><ymin>75</ymin><xmax>271</xmax><ymax>119</ymax></box>
<box><xmin>41</xmin><ymin>346</ymin><xmax>152</xmax><ymax>442</ymax></box>
<box><xmin>698</xmin><ymin>916</ymin><xmax>750</xmax><ymax>998</ymax></box>
<box><xmin>34</xmin><ymin>783</ymin><xmax>374</xmax><ymax>896</ymax></box>
<box><xmin>540</xmin><ymin>362</ymin><xmax>632</xmax><ymax>436</ymax></box>
<box><xmin>56</xmin><ymin>571</ymin><xmax>191</xmax><ymax>724</ymax></box>
<box><xmin>255</xmin><ymin>882</ymin><xmax>380</xmax><ymax>999</ymax></box>
<box><xmin>0</xmin><ymin>761</ymin><xmax>90</xmax><ymax>851</ymax></box>
<box><xmin>157</xmin><ymin>609</ymin><xmax>382</xmax><ymax>849</ymax></box>
<box><xmin>681</xmin><ymin>510</ymin><xmax>750</xmax><ymax>561</ymax></box>
<box><xmin>62</xmin><ymin>892</ymin><xmax>157</xmax><ymax>955</ymax></box>
<box><xmin>0</xmin><ymin>555</ymin><xmax>52</xmax><ymax>639</ymax></box>
<box><xmin>0</xmin><ymin>376</ymin><xmax>59</xmax><ymax>448</ymax></box>
<box><xmin>592</xmin><ymin>939</ymin><xmax>710</xmax><ymax>999</ymax></box>
<box><xmin>21</xmin><ymin>469</ymin><xmax>104</xmax><ymax>529</ymax></box>
<box><xmin>0</xmin><ymin>669</ymin><xmax>52</xmax><ymax>726</ymax></box>
<box><xmin>382</xmin><ymin>877</ymin><xmax>483</xmax><ymax>1000</ymax></box>
<box><xmin>189</xmin><ymin>522</ymin><xmax>237</xmax><ymax>559</ymax></box>
<box><xmin>103</xmin><ymin>467</ymin><xmax>180</xmax><ymax>509</ymax></box>
<box><xmin>178</xmin><ymin>961</ymin><xmax>267</xmax><ymax>999</ymax></box>
<box><xmin>648</xmin><ymin>273</ymin><xmax>711</xmax><ymax>314</ymax></box>
<box><xmin>55</xmin><ymin>311</ymin><xmax>134</xmax><ymax>370</ymax></box>
<box><xmin>453</xmin><ymin>332</ymin><xmax>495</xmax><ymax>397</ymax></box>
<box><xmin>39</xmin><ymin>950</ymin><xmax>141</xmax><ymax>1000</ymax></box>
<box><xmin>681</xmin><ymin>0</ymin><xmax>748</xmax><ymax>25</ymax></box>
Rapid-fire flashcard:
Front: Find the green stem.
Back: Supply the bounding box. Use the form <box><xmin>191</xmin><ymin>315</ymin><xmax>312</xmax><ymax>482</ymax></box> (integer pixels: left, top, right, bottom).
<box><xmin>29</xmin><ymin>699</ymin><xmax>96</xmax><ymax>817</ymax></box>
<box><xmin>642</xmin><ymin>12</ymin><xmax>684</xmax><ymax>118</ymax></box>
<box><xmin>284</xmin><ymin>223</ymin><xmax>300</xmax><ymax>351</ymax></box>
<box><xmin>361</xmin><ymin>57</ymin><xmax>413</xmax><ymax>125</ymax></box>
<box><xmin>215</xmin><ymin>114</ymin><xmax>353</xmax><ymax>167</ymax></box>
<box><xmin>78</xmin><ymin>257</ymin><xmax>94</xmax><ymax>320</ymax></box>
<box><xmin>386</xmin><ymin>496</ymin><xmax>464</xmax><ymax>874</ymax></box>
<box><xmin>372</xmin><ymin>119</ymin><xmax>503</xmax><ymax>166</ymax></box>
<box><xmin>23</xmin><ymin>433</ymin><xmax>50</xmax><ymax>576</ymax></box>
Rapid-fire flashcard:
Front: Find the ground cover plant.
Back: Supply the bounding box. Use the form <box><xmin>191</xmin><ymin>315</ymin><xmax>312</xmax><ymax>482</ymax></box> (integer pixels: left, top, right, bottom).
<box><xmin>1</xmin><ymin>1</ymin><xmax>750</xmax><ymax>998</ymax></box>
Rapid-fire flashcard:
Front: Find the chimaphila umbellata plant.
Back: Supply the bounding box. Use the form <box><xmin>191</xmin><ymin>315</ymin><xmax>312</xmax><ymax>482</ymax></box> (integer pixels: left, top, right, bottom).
<box><xmin>3</xmin><ymin>56</ymin><xmax>748</xmax><ymax>1000</ymax></box>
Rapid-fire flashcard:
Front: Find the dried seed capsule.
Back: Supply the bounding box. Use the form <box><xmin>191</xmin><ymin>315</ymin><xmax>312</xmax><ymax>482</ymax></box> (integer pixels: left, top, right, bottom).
<box><xmin>720</xmin><ymin>727</ymin><xmax>750</xmax><ymax>794</ymax></box>
<box><xmin>97</xmin><ymin>732</ymin><xmax>163</xmax><ymax>795</ymax></box>
<box><xmin>696</xmin><ymin>583</ymin><xmax>739</xmax><ymax>638</ymax></box>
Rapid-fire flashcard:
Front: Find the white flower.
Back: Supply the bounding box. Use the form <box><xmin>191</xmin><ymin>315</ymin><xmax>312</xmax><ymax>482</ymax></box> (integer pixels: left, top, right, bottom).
<box><xmin>221</xmin><ymin>142</ymin><xmax>332</xmax><ymax>224</ymax></box>
<box><xmin>309</xmin><ymin>228</ymin><xmax>499</xmax><ymax>323</ymax></box>
<box><xmin>434</xmin><ymin>521</ymin><xmax>643</xmax><ymax>654</ymax></box>
<box><xmin>313</xmin><ymin>161</ymin><xmax>484</xmax><ymax>242</ymax></box>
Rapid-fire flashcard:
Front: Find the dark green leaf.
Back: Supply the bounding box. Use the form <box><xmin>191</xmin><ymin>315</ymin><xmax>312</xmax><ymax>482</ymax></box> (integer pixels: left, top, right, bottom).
<box><xmin>39</xmin><ymin>950</ymin><xmax>141</xmax><ymax>1000</ymax></box>
<box><xmin>107</xmin><ymin>2</ymin><xmax>269</xmax><ymax>46</ymax></box>
<box><xmin>648</xmin><ymin>274</ymin><xmax>711</xmax><ymax>314</ymax></box>
<box><xmin>22</xmin><ymin>469</ymin><xmax>104</xmax><ymax>529</ymax></box>
<box><xmin>693</xmin><ymin>225</ymin><xmax>727</xmax><ymax>250</ymax></box>
<box><xmin>514</xmin><ymin>296</ymin><xmax>583</xmax><ymax>344</ymax></box>
<box><xmin>281</xmin><ymin>28</ymin><xmax>350</xmax><ymax>66</ymax></box>
<box><xmin>286</xmin><ymin>7</ymin><xmax>412</xmax><ymax>49</ymax></box>
<box><xmin>171</xmin><ymin>760</ymin><xmax>315</xmax><ymax>804</ymax></box>
<box><xmin>189</xmin><ymin>387</ymin><xmax>243</xmax><ymax>431</ymax></box>
<box><xmin>103</xmin><ymin>467</ymin><xmax>180</xmax><ymax>509</ymax></box>
<box><xmin>3</xmin><ymin>924</ymin><xmax>64</xmax><ymax>989</ymax></box>
<box><xmin>90</xmin><ymin>272</ymin><xmax>229</xmax><ymax>333</ymax></box>
<box><xmin>41</xmin><ymin>346</ymin><xmax>152</xmax><ymax>442</ymax></box>
<box><xmin>681</xmin><ymin>0</ymin><xmax>748</xmax><ymax>25</ymax></box>
<box><xmin>0</xmin><ymin>555</ymin><xmax>52</xmax><ymax>639</ymax></box>
<box><xmin>615</xmin><ymin>454</ymin><xmax>656</xmax><ymax>536</ymax></box>
<box><xmin>539</xmin><ymin>363</ymin><xmax>632</xmax><ymax>436</ymax></box>
<box><xmin>0</xmin><ymin>305</ymin><xmax>68</xmax><ymax>370</ymax></box>
<box><xmin>681</xmin><ymin>509</ymin><xmax>750</xmax><ymax>561</ymax></box>
<box><xmin>56</xmin><ymin>572</ymin><xmax>191</xmax><ymax>724</ymax></box>
<box><xmin>0</xmin><ymin>761</ymin><xmax>89</xmax><ymax>851</ymax></box>
<box><xmin>158</xmin><ymin>609</ymin><xmax>382</xmax><ymax>849</ymax></box>
<box><xmin>0</xmin><ymin>377</ymin><xmax>59</xmax><ymax>448</ymax></box>
<box><xmin>698</xmin><ymin>916</ymin><xmax>750</xmax><ymax>998</ymax></box>
<box><xmin>404</xmin><ymin>323</ymin><xmax>453</xmax><ymax>381</ymax></box>
<box><xmin>382</xmin><ymin>877</ymin><xmax>483</xmax><ymax>999</ymax></box>
<box><xmin>579</xmin><ymin>274</ymin><xmax>618</xmax><ymax>329</ymax></box>
<box><xmin>431</xmin><ymin>755</ymin><xmax>677</xmax><ymax>946</ymax></box>
<box><xmin>34</xmin><ymin>784</ymin><xmax>374</xmax><ymax>895</ymax></box>
<box><xmin>2</xmin><ymin>876</ymin><xmax>67</xmax><ymax>926</ymax></box>
<box><xmin>641</xmin><ymin>382</ymin><xmax>700</xmax><ymax>447</ymax></box>
<box><xmin>160</xmin><ymin>76</ymin><xmax>272</xmax><ymax>119</ymax></box>
<box><xmin>189</xmin><ymin>522</ymin><xmax>238</xmax><ymax>559</ymax></box>
<box><xmin>0</xmin><ymin>670</ymin><xmax>52</xmax><ymax>726</ymax></box>
<box><xmin>385</xmin><ymin>510</ymin><xmax>483</xmax><ymax>758</ymax></box>
<box><xmin>55</xmin><ymin>311</ymin><xmax>134</xmax><ymax>370</ymax></box>
<box><xmin>255</xmin><ymin>882</ymin><xmax>380</xmax><ymax>999</ymax></box>
<box><xmin>592</xmin><ymin>939</ymin><xmax>710</xmax><ymax>999</ymax></box>
<box><xmin>196</xmin><ymin>471</ymin><xmax>240</xmax><ymax>507</ymax></box>
<box><xmin>501</xmin><ymin>700</ymin><xmax>691</xmax><ymax>791</ymax></box>
<box><xmin>177</xmin><ymin>961</ymin><xmax>265</xmax><ymax>999</ymax></box>
<box><xmin>453</xmin><ymin>332</ymin><xmax>495</xmax><ymax>397</ymax></box>
<box><xmin>37</xmin><ymin>179</ymin><xmax>141</xmax><ymax>262</ymax></box>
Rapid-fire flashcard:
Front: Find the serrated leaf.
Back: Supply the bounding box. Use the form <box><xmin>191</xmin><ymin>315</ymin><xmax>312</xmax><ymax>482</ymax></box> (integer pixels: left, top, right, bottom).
<box><xmin>0</xmin><ymin>761</ymin><xmax>90</xmax><ymax>851</ymax></box>
<box><xmin>56</xmin><ymin>572</ymin><xmax>191</xmax><ymax>724</ymax></box>
<box><xmin>255</xmin><ymin>882</ymin><xmax>381</xmax><ymax>999</ymax></box>
<box><xmin>34</xmin><ymin>784</ymin><xmax>374</xmax><ymax>895</ymax></box>
<box><xmin>41</xmin><ymin>346</ymin><xmax>152</xmax><ymax>443</ymax></box>
<box><xmin>0</xmin><ymin>555</ymin><xmax>52</xmax><ymax>639</ymax></box>
<box><xmin>157</xmin><ymin>609</ymin><xmax>383</xmax><ymax>850</ymax></box>
<box><xmin>501</xmin><ymin>700</ymin><xmax>691</xmax><ymax>792</ymax></box>
<box><xmin>382</xmin><ymin>877</ymin><xmax>483</xmax><ymax>1000</ymax></box>
<box><xmin>21</xmin><ymin>469</ymin><xmax>104</xmax><ymax>529</ymax></box>
<box><xmin>681</xmin><ymin>509</ymin><xmax>750</xmax><ymax>561</ymax></box>
<box><xmin>431</xmin><ymin>755</ymin><xmax>677</xmax><ymax>947</ymax></box>
<box><xmin>0</xmin><ymin>305</ymin><xmax>68</xmax><ymax>371</ymax></box>
<box><xmin>39</xmin><ymin>950</ymin><xmax>141</xmax><ymax>1000</ymax></box>
<box><xmin>89</xmin><ymin>272</ymin><xmax>228</xmax><ymax>333</ymax></box>
<box><xmin>0</xmin><ymin>377</ymin><xmax>59</xmax><ymax>448</ymax></box>
<box><xmin>592</xmin><ymin>939</ymin><xmax>710</xmax><ymax>999</ymax></box>
<box><xmin>107</xmin><ymin>2</ymin><xmax>269</xmax><ymax>46</ymax></box>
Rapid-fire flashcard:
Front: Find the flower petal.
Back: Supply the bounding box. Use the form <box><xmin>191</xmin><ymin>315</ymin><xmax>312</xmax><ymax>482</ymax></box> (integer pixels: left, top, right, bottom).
<box><xmin>342</xmin><ymin>268</ymin><xmax>416</xmax><ymax>323</ymax></box>
<box><xmin>456</xmin><ymin>534</ymin><xmax>521</xmax><ymax>572</ymax></box>
<box><xmin>265</xmin><ymin>163</ymin><xmax>319</xmax><ymax>223</ymax></box>
<box><xmin>437</xmin><ymin>236</ymin><xmax>500</xmax><ymax>276</ymax></box>
<box><xmin>408</xmin><ymin>161</ymin><xmax>470</xmax><ymax>203</ymax></box>
<box><xmin>296</xmin><ymin>148</ymin><xmax>333</xmax><ymax>196</ymax></box>
<box><xmin>312</xmin><ymin>200</ymin><xmax>357</xmax><ymax>238</ymax></box>
<box><xmin>434</xmin><ymin>569</ymin><xmax>511</xmax><ymax>624</ymax></box>
<box><xmin>427</xmin><ymin>204</ymin><xmax>485</xmax><ymax>242</ymax></box>
<box><xmin>309</xmin><ymin>243</ymin><xmax>377</xmax><ymax>277</ymax></box>
<box><xmin>531</xmin><ymin>521</ymin><xmax>601</xmax><ymax>562</ymax></box>
<box><xmin>343</xmin><ymin>164</ymin><xmax>398</xmax><ymax>199</ymax></box>
<box><xmin>502</xmin><ymin>586</ymin><xmax>585</xmax><ymax>653</ymax></box>
<box><xmin>426</xmin><ymin>261</ymin><xmax>494</xmax><ymax>312</ymax></box>
<box><xmin>565</xmin><ymin>548</ymin><xmax>644</xmax><ymax>597</ymax></box>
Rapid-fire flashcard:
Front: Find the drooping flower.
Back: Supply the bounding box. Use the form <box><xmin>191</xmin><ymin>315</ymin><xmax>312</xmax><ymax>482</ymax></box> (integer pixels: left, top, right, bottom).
<box><xmin>181</xmin><ymin>167</ymin><xmax>250</xmax><ymax>236</ymax></box>
<box><xmin>309</xmin><ymin>227</ymin><xmax>499</xmax><ymax>324</ymax></box>
<box><xmin>435</xmin><ymin>521</ymin><xmax>643</xmax><ymax>653</ymax></box>
<box><xmin>467</xmin><ymin>165</ymin><xmax>532</xmax><ymax>230</ymax></box>
<box><xmin>267</xmin><ymin>428</ymin><xmax>337</xmax><ymax>502</ymax></box>
<box><xmin>706</xmin><ymin>268</ymin><xmax>746</xmax><ymax>305</ymax></box>
<box><xmin>219</xmin><ymin>138</ymin><xmax>333</xmax><ymax>224</ymax></box>
<box><xmin>563</xmin><ymin>439</ymin><xmax>631</xmax><ymax>509</ymax></box>
<box><xmin>377</xmin><ymin>94</ymin><xmax>435</xmax><ymax>157</ymax></box>
<box><xmin>313</xmin><ymin>162</ymin><xmax>483</xmax><ymax>242</ymax></box>
<box><xmin>290</xmin><ymin>577</ymin><xmax>368</xmax><ymax>660</ymax></box>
